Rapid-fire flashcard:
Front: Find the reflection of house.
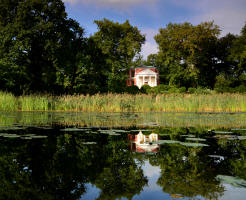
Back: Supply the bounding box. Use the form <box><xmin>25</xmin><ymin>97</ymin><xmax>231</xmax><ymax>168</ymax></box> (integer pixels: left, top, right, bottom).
<box><xmin>127</xmin><ymin>65</ymin><xmax>159</xmax><ymax>88</ymax></box>
<box><xmin>128</xmin><ymin>131</ymin><xmax>160</xmax><ymax>153</ymax></box>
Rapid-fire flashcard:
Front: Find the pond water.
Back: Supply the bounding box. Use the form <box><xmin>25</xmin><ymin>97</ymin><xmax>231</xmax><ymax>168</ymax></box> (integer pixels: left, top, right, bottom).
<box><xmin>1</xmin><ymin>112</ymin><xmax>246</xmax><ymax>200</ymax></box>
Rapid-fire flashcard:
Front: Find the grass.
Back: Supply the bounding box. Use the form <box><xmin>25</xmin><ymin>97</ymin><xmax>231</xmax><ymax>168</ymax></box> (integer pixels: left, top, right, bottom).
<box><xmin>0</xmin><ymin>91</ymin><xmax>246</xmax><ymax>112</ymax></box>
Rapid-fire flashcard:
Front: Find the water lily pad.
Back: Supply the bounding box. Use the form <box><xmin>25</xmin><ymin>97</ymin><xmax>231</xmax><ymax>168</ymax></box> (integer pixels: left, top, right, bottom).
<box><xmin>213</xmin><ymin>131</ymin><xmax>233</xmax><ymax>134</ymax></box>
<box><xmin>90</xmin><ymin>131</ymin><xmax>98</xmax><ymax>134</ymax></box>
<box><xmin>130</xmin><ymin>130</ymin><xmax>151</xmax><ymax>132</ymax></box>
<box><xmin>180</xmin><ymin>142</ymin><xmax>209</xmax><ymax>147</ymax></box>
<box><xmin>111</xmin><ymin>129</ymin><xmax>128</xmax><ymax>133</ymax></box>
<box><xmin>20</xmin><ymin>134</ymin><xmax>37</xmax><ymax>137</ymax></box>
<box><xmin>216</xmin><ymin>175</ymin><xmax>246</xmax><ymax>188</ymax></box>
<box><xmin>98</xmin><ymin>130</ymin><xmax>113</xmax><ymax>133</ymax></box>
<box><xmin>181</xmin><ymin>134</ymin><xmax>196</xmax><ymax>138</ymax></box>
<box><xmin>38</xmin><ymin>127</ymin><xmax>52</xmax><ymax>130</ymax></box>
<box><xmin>0</xmin><ymin>127</ymin><xmax>25</xmax><ymax>131</ymax></box>
<box><xmin>60</xmin><ymin>128</ymin><xmax>88</xmax><ymax>132</ymax></box>
<box><xmin>3</xmin><ymin>134</ymin><xmax>21</xmax><ymax>138</ymax></box>
<box><xmin>81</xmin><ymin>142</ymin><xmax>97</xmax><ymax>145</ymax></box>
<box><xmin>186</xmin><ymin>138</ymin><xmax>207</xmax><ymax>142</ymax></box>
<box><xmin>153</xmin><ymin>140</ymin><xmax>180</xmax><ymax>144</ymax></box>
<box><xmin>30</xmin><ymin>135</ymin><xmax>48</xmax><ymax>139</ymax></box>
<box><xmin>0</xmin><ymin>133</ymin><xmax>11</xmax><ymax>136</ymax></box>
<box><xmin>98</xmin><ymin>130</ymin><xmax>121</xmax><ymax>136</ymax></box>
<box><xmin>238</xmin><ymin>136</ymin><xmax>246</xmax><ymax>140</ymax></box>
<box><xmin>21</xmin><ymin>137</ymin><xmax>32</xmax><ymax>140</ymax></box>
<box><xmin>214</xmin><ymin>135</ymin><xmax>237</xmax><ymax>139</ymax></box>
<box><xmin>108</xmin><ymin>133</ymin><xmax>121</xmax><ymax>136</ymax></box>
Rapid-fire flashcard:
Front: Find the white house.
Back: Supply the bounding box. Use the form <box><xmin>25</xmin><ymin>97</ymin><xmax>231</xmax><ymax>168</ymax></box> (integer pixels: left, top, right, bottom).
<box><xmin>127</xmin><ymin>65</ymin><xmax>159</xmax><ymax>89</ymax></box>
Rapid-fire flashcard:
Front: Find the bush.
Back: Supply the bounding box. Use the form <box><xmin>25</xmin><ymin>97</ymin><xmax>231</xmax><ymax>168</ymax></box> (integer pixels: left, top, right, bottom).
<box><xmin>168</xmin><ymin>87</ymin><xmax>179</xmax><ymax>93</ymax></box>
<box><xmin>144</xmin><ymin>85</ymin><xmax>186</xmax><ymax>94</ymax></box>
<box><xmin>214</xmin><ymin>74</ymin><xmax>232</xmax><ymax>93</ymax></box>
<box><xmin>214</xmin><ymin>85</ymin><xmax>246</xmax><ymax>93</ymax></box>
<box><xmin>188</xmin><ymin>87</ymin><xmax>196</xmax><ymax>94</ymax></box>
<box><xmin>178</xmin><ymin>87</ymin><xmax>186</xmax><ymax>93</ymax></box>
<box><xmin>235</xmin><ymin>85</ymin><xmax>246</xmax><ymax>93</ymax></box>
<box><xmin>140</xmin><ymin>85</ymin><xmax>152</xmax><ymax>94</ymax></box>
<box><xmin>148</xmin><ymin>84</ymin><xmax>171</xmax><ymax>94</ymax></box>
<box><xmin>125</xmin><ymin>85</ymin><xmax>140</xmax><ymax>94</ymax></box>
<box><xmin>157</xmin><ymin>84</ymin><xmax>171</xmax><ymax>93</ymax></box>
<box><xmin>188</xmin><ymin>87</ymin><xmax>212</xmax><ymax>94</ymax></box>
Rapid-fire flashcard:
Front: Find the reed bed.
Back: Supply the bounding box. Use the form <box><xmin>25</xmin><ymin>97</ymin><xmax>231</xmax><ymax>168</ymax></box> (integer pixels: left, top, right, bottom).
<box><xmin>0</xmin><ymin>92</ymin><xmax>246</xmax><ymax>112</ymax></box>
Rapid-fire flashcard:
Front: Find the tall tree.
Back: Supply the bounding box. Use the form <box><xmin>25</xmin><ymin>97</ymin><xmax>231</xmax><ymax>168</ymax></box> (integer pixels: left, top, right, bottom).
<box><xmin>155</xmin><ymin>22</ymin><xmax>220</xmax><ymax>88</ymax></box>
<box><xmin>230</xmin><ymin>23</ymin><xmax>246</xmax><ymax>84</ymax></box>
<box><xmin>92</xmin><ymin>19</ymin><xmax>145</xmax><ymax>92</ymax></box>
<box><xmin>214</xmin><ymin>23</ymin><xmax>246</xmax><ymax>91</ymax></box>
<box><xmin>0</xmin><ymin>0</ymin><xmax>85</xmax><ymax>94</ymax></box>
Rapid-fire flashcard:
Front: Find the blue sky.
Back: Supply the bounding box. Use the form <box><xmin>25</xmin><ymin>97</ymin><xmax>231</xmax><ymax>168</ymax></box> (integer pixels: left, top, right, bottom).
<box><xmin>62</xmin><ymin>0</ymin><xmax>246</xmax><ymax>58</ymax></box>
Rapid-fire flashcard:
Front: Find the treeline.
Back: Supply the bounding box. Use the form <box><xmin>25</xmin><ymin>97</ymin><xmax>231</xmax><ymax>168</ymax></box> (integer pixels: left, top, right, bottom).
<box><xmin>0</xmin><ymin>0</ymin><xmax>245</xmax><ymax>95</ymax></box>
<box><xmin>145</xmin><ymin>22</ymin><xmax>246</xmax><ymax>93</ymax></box>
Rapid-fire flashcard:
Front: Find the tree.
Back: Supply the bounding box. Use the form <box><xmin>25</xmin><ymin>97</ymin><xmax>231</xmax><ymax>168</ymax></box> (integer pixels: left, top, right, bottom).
<box><xmin>92</xmin><ymin>19</ymin><xmax>145</xmax><ymax>92</ymax></box>
<box><xmin>0</xmin><ymin>0</ymin><xmax>85</xmax><ymax>94</ymax></box>
<box><xmin>58</xmin><ymin>37</ymin><xmax>109</xmax><ymax>95</ymax></box>
<box><xmin>229</xmin><ymin>23</ymin><xmax>246</xmax><ymax>85</ymax></box>
<box><xmin>92</xmin><ymin>138</ymin><xmax>148</xmax><ymax>200</ymax></box>
<box><xmin>149</xmin><ymin>144</ymin><xmax>224</xmax><ymax>200</ymax></box>
<box><xmin>214</xmin><ymin>23</ymin><xmax>246</xmax><ymax>91</ymax></box>
<box><xmin>155</xmin><ymin>22</ymin><xmax>220</xmax><ymax>88</ymax></box>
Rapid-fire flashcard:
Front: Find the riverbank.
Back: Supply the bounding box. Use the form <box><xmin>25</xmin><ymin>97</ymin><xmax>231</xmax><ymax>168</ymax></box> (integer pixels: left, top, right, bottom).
<box><xmin>0</xmin><ymin>92</ymin><xmax>246</xmax><ymax>112</ymax></box>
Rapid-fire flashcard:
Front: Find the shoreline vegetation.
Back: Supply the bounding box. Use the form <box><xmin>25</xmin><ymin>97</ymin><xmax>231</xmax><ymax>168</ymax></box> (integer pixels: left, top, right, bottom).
<box><xmin>1</xmin><ymin>91</ymin><xmax>246</xmax><ymax>113</ymax></box>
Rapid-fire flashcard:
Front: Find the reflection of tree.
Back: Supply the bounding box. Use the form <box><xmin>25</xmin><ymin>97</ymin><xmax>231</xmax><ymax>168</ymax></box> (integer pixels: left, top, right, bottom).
<box><xmin>92</xmin><ymin>137</ymin><xmax>148</xmax><ymax>200</ymax></box>
<box><xmin>0</xmin><ymin>131</ymin><xmax>147</xmax><ymax>200</ymax></box>
<box><xmin>218</xmin><ymin>139</ymin><xmax>246</xmax><ymax>180</ymax></box>
<box><xmin>149</xmin><ymin>144</ymin><xmax>224</xmax><ymax>200</ymax></box>
<box><xmin>0</xmin><ymin>132</ymin><xmax>102</xmax><ymax>200</ymax></box>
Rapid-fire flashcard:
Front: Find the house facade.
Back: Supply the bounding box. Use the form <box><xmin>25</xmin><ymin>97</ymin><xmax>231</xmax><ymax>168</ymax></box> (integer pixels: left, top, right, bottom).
<box><xmin>127</xmin><ymin>65</ymin><xmax>159</xmax><ymax>89</ymax></box>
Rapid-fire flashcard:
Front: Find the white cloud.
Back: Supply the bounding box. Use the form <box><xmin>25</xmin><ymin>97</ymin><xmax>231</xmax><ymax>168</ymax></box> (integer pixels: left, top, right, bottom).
<box><xmin>141</xmin><ymin>29</ymin><xmax>159</xmax><ymax>59</ymax></box>
<box><xmin>198</xmin><ymin>6</ymin><xmax>246</xmax><ymax>36</ymax></box>
<box><xmin>172</xmin><ymin>0</ymin><xmax>246</xmax><ymax>36</ymax></box>
<box><xmin>63</xmin><ymin>0</ymin><xmax>157</xmax><ymax>9</ymax></box>
<box><xmin>142</xmin><ymin>41</ymin><xmax>158</xmax><ymax>59</ymax></box>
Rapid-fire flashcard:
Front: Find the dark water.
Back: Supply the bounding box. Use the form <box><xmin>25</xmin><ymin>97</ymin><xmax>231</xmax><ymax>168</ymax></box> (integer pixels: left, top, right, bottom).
<box><xmin>1</xmin><ymin>112</ymin><xmax>246</xmax><ymax>200</ymax></box>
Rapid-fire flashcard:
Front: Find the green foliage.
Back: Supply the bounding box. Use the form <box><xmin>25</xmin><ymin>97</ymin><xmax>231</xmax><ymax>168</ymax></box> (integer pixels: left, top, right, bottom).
<box><xmin>149</xmin><ymin>144</ymin><xmax>224</xmax><ymax>199</ymax></box>
<box><xmin>236</xmin><ymin>85</ymin><xmax>246</xmax><ymax>93</ymax></box>
<box><xmin>146</xmin><ymin>85</ymin><xmax>187</xmax><ymax>94</ymax></box>
<box><xmin>215</xmin><ymin>74</ymin><xmax>246</xmax><ymax>93</ymax></box>
<box><xmin>179</xmin><ymin>87</ymin><xmax>186</xmax><ymax>93</ymax></box>
<box><xmin>229</xmin><ymin>24</ymin><xmax>246</xmax><ymax>78</ymax></box>
<box><xmin>214</xmin><ymin>24</ymin><xmax>246</xmax><ymax>92</ymax></box>
<box><xmin>93</xmin><ymin>19</ymin><xmax>145</xmax><ymax>92</ymax></box>
<box><xmin>140</xmin><ymin>85</ymin><xmax>151</xmax><ymax>94</ymax></box>
<box><xmin>149</xmin><ymin>84</ymin><xmax>170</xmax><ymax>94</ymax></box>
<box><xmin>125</xmin><ymin>85</ymin><xmax>140</xmax><ymax>94</ymax></box>
<box><xmin>0</xmin><ymin>0</ymin><xmax>85</xmax><ymax>94</ymax></box>
<box><xmin>187</xmin><ymin>87</ymin><xmax>212</xmax><ymax>94</ymax></box>
<box><xmin>155</xmin><ymin>21</ymin><xmax>220</xmax><ymax>89</ymax></box>
<box><xmin>214</xmin><ymin>74</ymin><xmax>232</xmax><ymax>93</ymax></box>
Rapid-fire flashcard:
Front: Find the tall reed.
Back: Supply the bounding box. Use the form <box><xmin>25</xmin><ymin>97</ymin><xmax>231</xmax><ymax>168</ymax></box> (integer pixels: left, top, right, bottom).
<box><xmin>0</xmin><ymin>91</ymin><xmax>18</xmax><ymax>111</ymax></box>
<box><xmin>0</xmin><ymin>92</ymin><xmax>246</xmax><ymax>113</ymax></box>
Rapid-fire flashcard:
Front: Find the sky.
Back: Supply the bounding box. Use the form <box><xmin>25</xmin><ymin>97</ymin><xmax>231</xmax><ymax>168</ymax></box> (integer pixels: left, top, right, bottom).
<box><xmin>62</xmin><ymin>0</ymin><xmax>246</xmax><ymax>58</ymax></box>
